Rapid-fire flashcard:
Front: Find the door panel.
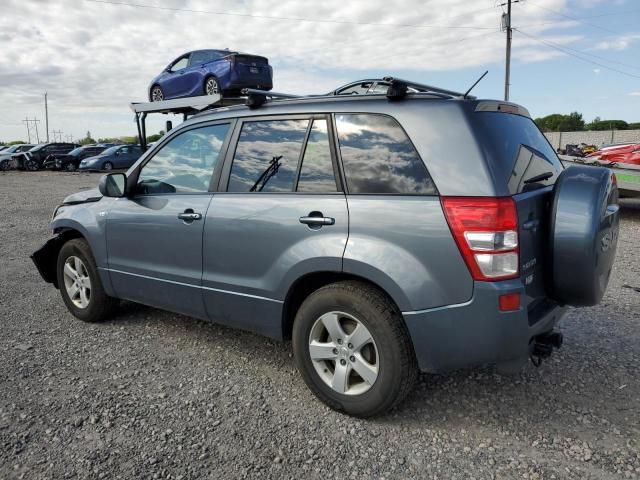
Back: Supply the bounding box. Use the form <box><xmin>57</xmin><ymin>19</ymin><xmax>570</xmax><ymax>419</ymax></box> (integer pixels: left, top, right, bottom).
<box><xmin>106</xmin><ymin>195</ymin><xmax>212</xmax><ymax>318</ymax></box>
<box><xmin>202</xmin><ymin>194</ymin><xmax>348</xmax><ymax>337</ymax></box>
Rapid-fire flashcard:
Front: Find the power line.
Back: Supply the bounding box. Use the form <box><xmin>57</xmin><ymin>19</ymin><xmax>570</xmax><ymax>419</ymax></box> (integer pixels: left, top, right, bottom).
<box><xmin>85</xmin><ymin>0</ymin><xmax>497</xmax><ymax>30</ymax></box>
<box><xmin>518</xmin><ymin>7</ymin><xmax>640</xmax><ymax>28</ymax></box>
<box><xmin>523</xmin><ymin>2</ymin><xmax>617</xmax><ymax>34</ymax></box>
<box><xmin>515</xmin><ymin>29</ymin><xmax>640</xmax><ymax>79</ymax></box>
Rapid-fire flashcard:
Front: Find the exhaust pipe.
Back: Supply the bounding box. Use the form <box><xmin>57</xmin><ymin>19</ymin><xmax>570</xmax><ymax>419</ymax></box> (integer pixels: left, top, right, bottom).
<box><xmin>530</xmin><ymin>331</ymin><xmax>563</xmax><ymax>367</ymax></box>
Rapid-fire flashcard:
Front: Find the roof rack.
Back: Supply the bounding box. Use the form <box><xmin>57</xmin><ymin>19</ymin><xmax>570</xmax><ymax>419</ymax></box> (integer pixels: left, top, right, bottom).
<box><xmin>382</xmin><ymin>76</ymin><xmax>474</xmax><ymax>100</ymax></box>
<box><xmin>241</xmin><ymin>88</ymin><xmax>302</xmax><ymax>109</ymax></box>
<box><xmin>130</xmin><ymin>94</ymin><xmax>246</xmax><ymax>151</ymax></box>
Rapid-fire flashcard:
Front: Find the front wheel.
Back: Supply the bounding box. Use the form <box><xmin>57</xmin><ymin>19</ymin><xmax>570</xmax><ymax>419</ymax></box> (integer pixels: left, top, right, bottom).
<box><xmin>57</xmin><ymin>239</ymin><xmax>118</xmax><ymax>322</ymax></box>
<box><xmin>103</xmin><ymin>161</ymin><xmax>113</xmax><ymax>171</ymax></box>
<box><xmin>0</xmin><ymin>159</ymin><xmax>9</xmax><ymax>171</ymax></box>
<box><xmin>292</xmin><ymin>281</ymin><xmax>417</xmax><ymax>417</ymax></box>
<box><xmin>25</xmin><ymin>159</ymin><xmax>39</xmax><ymax>171</ymax></box>
<box><xmin>150</xmin><ymin>85</ymin><xmax>164</xmax><ymax>102</ymax></box>
<box><xmin>65</xmin><ymin>162</ymin><xmax>76</xmax><ymax>172</ymax></box>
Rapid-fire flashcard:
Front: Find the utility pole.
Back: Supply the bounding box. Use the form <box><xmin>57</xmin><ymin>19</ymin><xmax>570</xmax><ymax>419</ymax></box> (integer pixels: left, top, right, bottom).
<box><xmin>34</xmin><ymin>117</ymin><xmax>40</xmax><ymax>143</ymax></box>
<box><xmin>44</xmin><ymin>93</ymin><xmax>49</xmax><ymax>142</ymax></box>
<box><xmin>501</xmin><ymin>0</ymin><xmax>518</xmax><ymax>101</ymax></box>
<box><xmin>23</xmin><ymin>117</ymin><xmax>31</xmax><ymax>143</ymax></box>
<box><xmin>53</xmin><ymin>129</ymin><xmax>63</xmax><ymax>142</ymax></box>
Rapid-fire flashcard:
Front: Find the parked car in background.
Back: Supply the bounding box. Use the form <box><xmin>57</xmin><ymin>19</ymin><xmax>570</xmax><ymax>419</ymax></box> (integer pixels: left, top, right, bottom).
<box><xmin>32</xmin><ymin>86</ymin><xmax>619</xmax><ymax>417</ymax></box>
<box><xmin>0</xmin><ymin>144</ymin><xmax>35</xmax><ymax>170</ymax></box>
<box><xmin>331</xmin><ymin>79</ymin><xmax>421</xmax><ymax>96</ymax></box>
<box><xmin>149</xmin><ymin>49</ymin><xmax>273</xmax><ymax>101</ymax></box>
<box><xmin>587</xmin><ymin>143</ymin><xmax>640</xmax><ymax>165</ymax></box>
<box><xmin>17</xmin><ymin>143</ymin><xmax>80</xmax><ymax>171</ymax></box>
<box><xmin>43</xmin><ymin>145</ymin><xmax>111</xmax><ymax>171</ymax></box>
<box><xmin>79</xmin><ymin>145</ymin><xmax>143</xmax><ymax>171</ymax></box>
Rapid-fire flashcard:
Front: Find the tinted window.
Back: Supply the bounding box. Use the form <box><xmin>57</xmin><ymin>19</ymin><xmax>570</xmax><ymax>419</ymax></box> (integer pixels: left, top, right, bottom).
<box><xmin>228</xmin><ymin>119</ymin><xmax>309</xmax><ymax>192</ymax></box>
<box><xmin>475</xmin><ymin>113</ymin><xmax>563</xmax><ymax>193</ymax></box>
<box><xmin>137</xmin><ymin>124</ymin><xmax>230</xmax><ymax>194</ymax></box>
<box><xmin>190</xmin><ymin>50</ymin><xmax>221</xmax><ymax>65</ymax></box>
<box><xmin>297</xmin><ymin>119</ymin><xmax>337</xmax><ymax>192</ymax></box>
<box><xmin>335</xmin><ymin>114</ymin><xmax>436</xmax><ymax>194</ymax></box>
<box><xmin>336</xmin><ymin>82</ymin><xmax>372</xmax><ymax>95</ymax></box>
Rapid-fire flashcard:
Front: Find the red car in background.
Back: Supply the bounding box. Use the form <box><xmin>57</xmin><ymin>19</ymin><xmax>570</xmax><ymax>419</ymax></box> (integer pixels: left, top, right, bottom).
<box><xmin>587</xmin><ymin>143</ymin><xmax>640</xmax><ymax>165</ymax></box>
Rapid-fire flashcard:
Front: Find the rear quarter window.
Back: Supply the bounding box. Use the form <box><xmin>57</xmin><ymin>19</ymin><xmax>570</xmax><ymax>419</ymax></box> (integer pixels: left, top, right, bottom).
<box><xmin>475</xmin><ymin>113</ymin><xmax>563</xmax><ymax>194</ymax></box>
<box><xmin>335</xmin><ymin>113</ymin><xmax>437</xmax><ymax>195</ymax></box>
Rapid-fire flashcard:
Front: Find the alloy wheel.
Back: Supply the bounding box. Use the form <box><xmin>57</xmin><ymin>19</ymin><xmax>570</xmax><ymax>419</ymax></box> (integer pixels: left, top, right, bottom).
<box><xmin>205</xmin><ymin>77</ymin><xmax>219</xmax><ymax>95</ymax></box>
<box><xmin>308</xmin><ymin>311</ymin><xmax>379</xmax><ymax>396</ymax></box>
<box><xmin>63</xmin><ymin>256</ymin><xmax>92</xmax><ymax>309</ymax></box>
<box><xmin>151</xmin><ymin>86</ymin><xmax>163</xmax><ymax>102</ymax></box>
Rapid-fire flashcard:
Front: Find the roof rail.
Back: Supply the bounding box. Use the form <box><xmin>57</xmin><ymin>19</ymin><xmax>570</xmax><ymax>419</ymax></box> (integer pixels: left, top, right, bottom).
<box><xmin>241</xmin><ymin>88</ymin><xmax>302</xmax><ymax>109</ymax></box>
<box><xmin>382</xmin><ymin>76</ymin><xmax>474</xmax><ymax>100</ymax></box>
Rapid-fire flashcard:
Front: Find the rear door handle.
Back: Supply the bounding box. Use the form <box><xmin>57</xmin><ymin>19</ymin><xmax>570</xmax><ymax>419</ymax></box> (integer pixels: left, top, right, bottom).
<box><xmin>178</xmin><ymin>211</ymin><xmax>202</xmax><ymax>222</ymax></box>
<box><xmin>299</xmin><ymin>216</ymin><xmax>335</xmax><ymax>226</ymax></box>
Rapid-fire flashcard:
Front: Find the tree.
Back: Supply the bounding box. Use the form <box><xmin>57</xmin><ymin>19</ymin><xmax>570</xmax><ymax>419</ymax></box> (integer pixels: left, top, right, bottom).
<box><xmin>79</xmin><ymin>130</ymin><xmax>96</xmax><ymax>145</ymax></box>
<box><xmin>534</xmin><ymin>112</ymin><xmax>585</xmax><ymax>132</ymax></box>
<box><xmin>146</xmin><ymin>130</ymin><xmax>165</xmax><ymax>143</ymax></box>
<box><xmin>585</xmin><ymin>119</ymin><xmax>629</xmax><ymax>131</ymax></box>
<box><xmin>628</xmin><ymin>122</ymin><xmax>640</xmax><ymax>130</ymax></box>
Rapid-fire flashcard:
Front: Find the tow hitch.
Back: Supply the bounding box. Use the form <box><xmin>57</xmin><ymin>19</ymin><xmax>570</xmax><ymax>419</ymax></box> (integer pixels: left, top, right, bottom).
<box><xmin>530</xmin><ymin>331</ymin><xmax>563</xmax><ymax>367</ymax></box>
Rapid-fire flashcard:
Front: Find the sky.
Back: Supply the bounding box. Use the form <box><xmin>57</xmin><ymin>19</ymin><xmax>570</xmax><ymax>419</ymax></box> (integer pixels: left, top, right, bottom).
<box><xmin>0</xmin><ymin>0</ymin><xmax>638</xmax><ymax>143</ymax></box>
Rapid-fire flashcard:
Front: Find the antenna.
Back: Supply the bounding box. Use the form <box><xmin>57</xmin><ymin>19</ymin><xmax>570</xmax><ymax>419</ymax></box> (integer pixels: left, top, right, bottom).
<box><xmin>463</xmin><ymin>70</ymin><xmax>488</xmax><ymax>99</ymax></box>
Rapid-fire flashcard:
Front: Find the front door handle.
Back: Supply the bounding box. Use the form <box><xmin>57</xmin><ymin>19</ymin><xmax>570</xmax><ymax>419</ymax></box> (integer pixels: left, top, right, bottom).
<box><xmin>299</xmin><ymin>215</ymin><xmax>335</xmax><ymax>226</ymax></box>
<box><xmin>178</xmin><ymin>210</ymin><xmax>202</xmax><ymax>223</ymax></box>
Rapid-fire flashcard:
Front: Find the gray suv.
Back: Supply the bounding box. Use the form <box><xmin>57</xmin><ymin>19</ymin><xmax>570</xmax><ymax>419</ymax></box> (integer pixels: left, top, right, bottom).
<box><xmin>32</xmin><ymin>86</ymin><xmax>620</xmax><ymax>417</ymax></box>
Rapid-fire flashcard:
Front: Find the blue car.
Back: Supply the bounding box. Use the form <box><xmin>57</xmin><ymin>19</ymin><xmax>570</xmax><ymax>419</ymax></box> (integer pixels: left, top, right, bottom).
<box><xmin>148</xmin><ymin>49</ymin><xmax>273</xmax><ymax>102</ymax></box>
<box><xmin>79</xmin><ymin>145</ymin><xmax>143</xmax><ymax>171</ymax></box>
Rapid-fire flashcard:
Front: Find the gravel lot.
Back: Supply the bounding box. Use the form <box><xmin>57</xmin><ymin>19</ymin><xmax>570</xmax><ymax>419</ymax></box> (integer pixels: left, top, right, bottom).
<box><xmin>1</xmin><ymin>170</ymin><xmax>639</xmax><ymax>480</ymax></box>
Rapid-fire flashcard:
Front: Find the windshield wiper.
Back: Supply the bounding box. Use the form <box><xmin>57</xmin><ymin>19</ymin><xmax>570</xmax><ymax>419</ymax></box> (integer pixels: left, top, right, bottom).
<box><xmin>524</xmin><ymin>171</ymin><xmax>554</xmax><ymax>184</ymax></box>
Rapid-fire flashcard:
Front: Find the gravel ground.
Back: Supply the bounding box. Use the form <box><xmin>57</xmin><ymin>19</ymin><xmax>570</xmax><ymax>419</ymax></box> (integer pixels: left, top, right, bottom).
<box><xmin>0</xmin><ymin>170</ymin><xmax>639</xmax><ymax>480</ymax></box>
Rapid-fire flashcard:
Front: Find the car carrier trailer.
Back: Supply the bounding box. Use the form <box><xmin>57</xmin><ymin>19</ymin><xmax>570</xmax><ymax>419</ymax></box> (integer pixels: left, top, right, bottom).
<box><xmin>130</xmin><ymin>93</ymin><xmax>246</xmax><ymax>151</ymax></box>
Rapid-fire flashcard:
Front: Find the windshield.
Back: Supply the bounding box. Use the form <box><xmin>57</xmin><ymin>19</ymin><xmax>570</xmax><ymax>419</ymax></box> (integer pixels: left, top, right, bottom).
<box><xmin>101</xmin><ymin>146</ymin><xmax>121</xmax><ymax>155</ymax></box>
<box><xmin>30</xmin><ymin>144</ymin><xmax>46</xmax><ymax>152</ymax></box>
<box><xmin>69</xmin><ymin>147</ymin><xmax>85</xmax><ymax>156</ymax></box>
<box><xmin>475</xmin><ymin>112</ymin><xmax>563</xmax><ymax>194</ymax></box>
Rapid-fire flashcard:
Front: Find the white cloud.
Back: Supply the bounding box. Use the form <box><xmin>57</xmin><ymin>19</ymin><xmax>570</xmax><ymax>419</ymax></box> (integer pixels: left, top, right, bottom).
<box><xmin>593</xmin><ymin>68</ymin><xmax>600</xmax><ymax>74</ymax></box>
<box><xmin>0</xmin><ymin>0</ymin><xmax>618</xmax><ymax>140</ymax></box>
<box><xmin>594</xmin><ymin>34</ymin><xmax>640</xmax><ymax>51</ymax></box>
<box><xmin>629</xmin><ymin>92</ymin><xmax>640</xmax><ymax>97</ymax></box>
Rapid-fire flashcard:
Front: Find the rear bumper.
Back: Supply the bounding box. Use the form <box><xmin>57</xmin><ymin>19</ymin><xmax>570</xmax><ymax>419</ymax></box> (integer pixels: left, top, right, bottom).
<box><xmin>403</xmin><ymin>280</ymin><xmax>567</xmax><ymax>373</ymax></box>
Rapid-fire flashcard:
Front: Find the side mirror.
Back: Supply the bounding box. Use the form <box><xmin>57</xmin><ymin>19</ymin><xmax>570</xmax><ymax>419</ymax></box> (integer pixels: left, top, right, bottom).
<box><xmin>99</xmin><ymin>173</ymin><xmax>126</xmax><ymax>198</ymax></box>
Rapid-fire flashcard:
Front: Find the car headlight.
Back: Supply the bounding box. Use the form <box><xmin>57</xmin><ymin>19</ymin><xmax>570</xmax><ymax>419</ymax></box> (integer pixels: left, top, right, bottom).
<box><xmin>51</xmin><ymin>205</ymin><xmax>65</xmax><ymax>220</ymax></box>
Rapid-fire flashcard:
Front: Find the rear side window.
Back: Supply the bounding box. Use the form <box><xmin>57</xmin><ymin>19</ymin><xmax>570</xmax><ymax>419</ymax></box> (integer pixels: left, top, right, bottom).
<box><xmin>228</xmin><ymin>119</ymin><xmax>309</xmax><ymax>192</ymax></box>
<box><xmin>335</xmin><ymin>114</ymin><xmax>436</xmax><ymax>194</ymax></box>
<box><xmin>297</xmin><ymin>119</ymin><xmax>337</xmax><ymax>192</ymax></box>
<box><xmin>475</xmin><ymin>113</ymin><xmax>563</xmax><ymax>193</ymax></box>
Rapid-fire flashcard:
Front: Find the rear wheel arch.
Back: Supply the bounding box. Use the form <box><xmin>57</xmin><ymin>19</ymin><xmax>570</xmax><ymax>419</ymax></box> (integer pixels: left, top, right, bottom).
<box><xmin>281</xmin><ymin>272</ymin><xmax>409</xmax><ymax>341</ymax></box>
<box><xmin>203</xmin><ymin>75</ymin><xmax>219</xmax><ymax>95</ymax></box>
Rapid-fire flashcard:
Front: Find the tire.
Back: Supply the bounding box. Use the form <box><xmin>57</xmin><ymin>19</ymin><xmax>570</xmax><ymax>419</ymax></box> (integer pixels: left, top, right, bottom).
<box><xmin>292</xmin><ymin>281</ymin><xmax>417</xmax><ymax>417</ymax></box>
<box><xmin>150</xmin><ymin>85</ymin><xmax>164</xmax><ymax>102</ymax></box>
<box><xmin>103</xmin><ymin>161</ymin><xmax>113</xmax><ymax>171</ymax></box>
<box><xmin>25</xmin><ymin>159</ymin><xmax>39</xmax><ymax>171</ymax></box>
<box><xmin>65</xmin><ymin>162</ymin><xmax>76</xmax><ymax>172</ymax></box>
<box><xmin>0</xmin><ymin>160</ymin><xmax>9</xmax><ymax>171</ymax></box>
<box><xmin>56</xmin><ymin>239</ymin><xmax>118</xmax><ymax>323</ymax></box>
<box><xmin>550</xmin><ymin>165</ymin><xmax>619</xmax><ymax>306</ymax></box>
<box><xmin>204</xmin><ymin>76</ymin><xmax>219</xmax><ymax>96</ymax></box>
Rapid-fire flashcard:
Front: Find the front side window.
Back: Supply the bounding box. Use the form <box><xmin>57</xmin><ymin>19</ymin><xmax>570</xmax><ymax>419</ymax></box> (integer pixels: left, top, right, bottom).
<box><xmin>171</xmin><ymin>57</ymin><xmax>189</xmax><ymax>71</ymax></box>
<box><xmin>335</xmin><ymin>114</ymin><xmax>436</xmax><ymax>194</ymax></box>
<box><xmin>137</xmin><ymin>124</ymin><xmax>230</xmax><ymax>194</ymax></box>
<box><xmin>296</xmin><ymin>119</ymin><xmax>337</xmax><ymax>192</ymax></box>
<box><xmin>228</xmin><ymin>119</ymin><xmax>309</xmax><ymax>192</ymax></box>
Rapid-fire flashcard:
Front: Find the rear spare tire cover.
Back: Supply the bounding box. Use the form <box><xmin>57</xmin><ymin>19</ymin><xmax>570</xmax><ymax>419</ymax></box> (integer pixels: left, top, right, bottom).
<box><xmin>550</xmin><ymin>165</ymin><xmax>619</xmax><ymax>306</ymax></box>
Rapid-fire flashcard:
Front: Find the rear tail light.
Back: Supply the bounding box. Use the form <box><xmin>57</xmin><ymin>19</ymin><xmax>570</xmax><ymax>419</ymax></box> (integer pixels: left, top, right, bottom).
<box><xmin>441</xmin><ymin>197</ymin><xmax>519</xmax><ymax>281</ymax></box>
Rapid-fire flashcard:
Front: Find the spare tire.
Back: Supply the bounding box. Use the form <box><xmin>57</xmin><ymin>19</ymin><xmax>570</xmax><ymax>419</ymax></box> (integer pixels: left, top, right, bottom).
<box><xmin>549</xmin><ymin>165</ymin><xmax>619</xmax><ymax>306</ymax></box>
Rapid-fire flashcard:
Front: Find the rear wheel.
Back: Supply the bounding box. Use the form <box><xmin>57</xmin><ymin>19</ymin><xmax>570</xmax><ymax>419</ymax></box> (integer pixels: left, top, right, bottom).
<box><xmin>150</xmin><ymin>85</ymin><xmax>164</xmax><ymax>102</ymax></box>
<box><xmin>292</xmin><ymin>281</ymin><xmax>417</xmax><ymax>417</ymax></box>
<box><xmin>0</xmin><ymin>159</ymin><xmax>9</xmax><ymax>171</ymax></box>
<box><xmin>25</xmin><ymin>159</ymin><xmax>39</xmax><ymax>171</ymax></box>
<box><xmin>205</xmin><ymin>76</ymin><xmax>219</xmax><ymax>96</ymax></box>
<box><xmin>56</xmin><ymin>239</ymin><xmax>118</xmax><ymax>323</ymax></box>
<box><xmin>103</xmin><ymin>161</ymin><xmax>113</xmax><ymax>171</ymax></box>
<box><xmin>65</xmin><ymin>162</ymin><xmax>76</xmax><ymax>172</ymax></box>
